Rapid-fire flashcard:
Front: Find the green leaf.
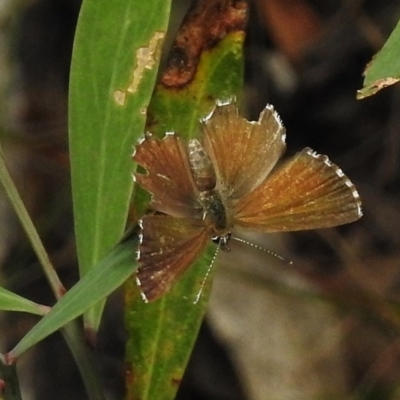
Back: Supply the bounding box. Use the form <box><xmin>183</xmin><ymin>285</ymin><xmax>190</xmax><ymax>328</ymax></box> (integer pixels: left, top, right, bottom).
<box><xmin>8</xmin><ymin>239</ymin><xmax>136</xmax><ymax>359</ymax></box>
<box><xmin>125</xmin><ymin>244</ymin><xmax>216</xmax><ymax>400</ymax></box>
<box><xmin>147</xmin><ymin>32</ymin><xmax>244</xmax><ymax>138</ymax></box>
<box><xmin>126</xmin><ymin>1</ymin><xmax>248</xmax><ymax>398</ymax></box>
<box><xmin>357</xmin><ymin>20</ymin><xmax>400</xmax><ymax>99</ymax></box>
<box><xmin>0</xmin><ymin>287</ymin><xmax>48</xmax><ymax>316</ymax></box>
<box><xmin>69</xmin><ymin>0</ymin><xmax>171</xmax><ymax>330</ymax></box>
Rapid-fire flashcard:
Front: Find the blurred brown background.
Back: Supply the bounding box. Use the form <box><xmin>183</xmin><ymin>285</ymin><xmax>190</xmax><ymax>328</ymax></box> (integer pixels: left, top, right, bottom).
<box><xmin>1</xmin><ymin>1</ymin><xmax>400</xmax><ymax>399</ymax></box>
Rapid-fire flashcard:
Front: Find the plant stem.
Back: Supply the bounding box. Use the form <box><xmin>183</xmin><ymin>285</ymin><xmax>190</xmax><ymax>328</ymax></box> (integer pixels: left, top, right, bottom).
<box><xmin>0</xmin><ymin>363</ymin><xmax>22</xmax><ymax>400</ymax></box>
<box><xmin>0</xmin><ymin>145</ymin><xmax>65</xmax><ymax>299</ymax></box>
<box><xmin>61</xmin><ymin>321</ymin><xmax>106</xmax><ymax>400</ymax></box>
<box><xmin>0</xmin><ymin>147</ymin><xmax>106</xmax><ymax>399</ymax></box>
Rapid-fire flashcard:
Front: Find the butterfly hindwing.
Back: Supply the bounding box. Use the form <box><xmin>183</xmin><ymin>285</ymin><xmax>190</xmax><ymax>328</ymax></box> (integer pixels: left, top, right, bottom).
<box><xmin>233</xmin><ymin>148</ymin><xmax>362</xmax><ymax>231</ymax></box>
<box><xmin>136</xmin><ymin>215</ymin><xmax>209</xmax><ymax>302</ymax></box>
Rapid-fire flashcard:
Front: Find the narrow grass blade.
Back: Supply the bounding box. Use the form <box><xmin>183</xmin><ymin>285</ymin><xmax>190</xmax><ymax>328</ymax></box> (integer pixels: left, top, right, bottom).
<box><xmin>8</xmin><ymin>239</ymin><xmax>136</xmax><ymax>359</ymax></box>
<box><xmin>0</xmin><ymin>287</ymin><xmax>49</xmax><ymax>316</ymax></box>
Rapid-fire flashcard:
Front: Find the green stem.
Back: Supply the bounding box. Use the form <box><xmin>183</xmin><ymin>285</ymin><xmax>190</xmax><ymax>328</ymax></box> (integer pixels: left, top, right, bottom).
<box><xmin>0</xmin><ymin>145</ymin><xmax>65</xmax><ymax>299</ymax></box>
<box><xmin>61</xmin><ymin>321</ymin><xmax>106</xmax><ymax>400</ymax></box>
<box><xmin>0</xmin><ymin>363</ymin><xmax>22</xmax><ymax>400</ymax></box>
<box><xmin>0</xmin><ymin>147</ymin><xmax>105</xmax><ymax>398</ymax></box>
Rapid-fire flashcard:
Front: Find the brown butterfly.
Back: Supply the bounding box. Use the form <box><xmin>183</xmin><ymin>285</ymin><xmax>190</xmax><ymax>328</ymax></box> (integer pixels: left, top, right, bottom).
<box><xmin>133</xmin><ymin>101</ymin><xmax>362</xmax><ymax>302</ymax></box>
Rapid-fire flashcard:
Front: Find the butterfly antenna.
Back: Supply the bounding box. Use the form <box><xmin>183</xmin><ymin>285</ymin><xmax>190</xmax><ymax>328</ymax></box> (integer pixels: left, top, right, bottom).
<box><xmin>231</xmin><ymin>236</ymin><xmax>293</xmax><ymax>265</ymax></box>
<box><xmin>194</xmin><ymin>244</ymin><xmax>221</xmax><ymax>304</ymax></box>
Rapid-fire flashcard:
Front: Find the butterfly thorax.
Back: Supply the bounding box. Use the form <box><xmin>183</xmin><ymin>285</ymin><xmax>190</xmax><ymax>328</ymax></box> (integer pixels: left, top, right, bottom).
<box><xmin>188</xmin><ymin>139</ymin><xmax>216</xmax><ymax>192</ymax></box>
<box><xmin>188</xmin><ymin>138</ymin><xmax>232</xmax><ymax>243</ymax></box>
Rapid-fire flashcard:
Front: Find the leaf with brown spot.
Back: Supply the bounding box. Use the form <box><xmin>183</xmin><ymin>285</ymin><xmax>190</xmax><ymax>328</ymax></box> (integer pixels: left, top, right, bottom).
<box><xmin>161</xmin><ymin>0</ymin><xmax>248</xmax><ymax>88</ymax></box>
<box><xmin>146</xmin><ymin>0</ymin><xmax>248</xmax><ymax>137</ymax></box>
<box><xmin>127</xmin><ymin>1</ymin><xmax>248</xmax><ymax>399</ymax></box>
<box><xmin>357</xmin><ymin>20</ymin><xmax>400</xmax><ymax>99</ymax></box>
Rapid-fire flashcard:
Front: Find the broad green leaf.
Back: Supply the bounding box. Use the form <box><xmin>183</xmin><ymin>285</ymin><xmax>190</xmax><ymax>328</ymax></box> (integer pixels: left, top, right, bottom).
<box><xmin>0</xmin><ymin>287</ymin><xmax>48</xmax><ymax>316</ymax></box>
<box><xmin>125</xmin><ymin>244</ymin><xmax>216</xmax><ymax>400</ymax></box>
<box><xmin>8</xmin><ymin>239</ymin><xmax>136</xmax><ymax>359</ymax></box>
<box><xmin>147</xmin><ymin>32</ymin><xmax>244</xmax><ymax>138</ymax></box>
<box><xmin>126</xmin><ymin>1</ymin><xmax>248</xmax><ymax>398</ymax></box>
<box><xmin>69</xmin><ymin>0</ymin><xmax>171</xmax><ymax>330</ymax></box>
<box><xmin>357</xmin><ymin>20</ymin><xmax>400</xmax><ymax>99</ymax></box>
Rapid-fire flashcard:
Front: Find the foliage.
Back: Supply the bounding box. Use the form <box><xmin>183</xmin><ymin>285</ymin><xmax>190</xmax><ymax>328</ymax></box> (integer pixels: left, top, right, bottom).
<box><xmin>358</xmin><ymin>19</ymin><xmax>400</xmax><ymax>98</ymax></box>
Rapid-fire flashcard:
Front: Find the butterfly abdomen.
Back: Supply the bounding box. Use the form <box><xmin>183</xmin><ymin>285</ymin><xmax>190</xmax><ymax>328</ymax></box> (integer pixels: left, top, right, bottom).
<box><xmin>188</xmin><ymin>138</ymin><xmax>230</xmax><ymax>237</ymax></box>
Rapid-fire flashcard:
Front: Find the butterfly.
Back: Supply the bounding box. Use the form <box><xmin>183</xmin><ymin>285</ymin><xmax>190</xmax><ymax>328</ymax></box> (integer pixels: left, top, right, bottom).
<box><xmin>133</xmin><ymin>100</ymin><xmax>362</xmax><ymax>302</ymax></box>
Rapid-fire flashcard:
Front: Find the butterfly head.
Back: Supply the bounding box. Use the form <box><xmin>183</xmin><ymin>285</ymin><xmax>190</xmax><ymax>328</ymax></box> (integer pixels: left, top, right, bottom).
<box><xmin>212</xmin><ymin>232</ymin><xmax>232</xmax><ymax>252</ymax></box>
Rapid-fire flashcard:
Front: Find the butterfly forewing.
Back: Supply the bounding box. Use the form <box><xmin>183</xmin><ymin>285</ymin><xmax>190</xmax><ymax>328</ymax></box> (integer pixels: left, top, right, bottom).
<box><xmin>134</xmin><ymin>134</ymin><xmax>200</xmax><ymax>218</ymax></box>
<box><xmin>233</xmin><ymin>148</ymin><xmax>362</xmax><ymax>231</ymax></box>
<box><xmin>203</xmin><ymin>102</ymin><xmax>286</xmax><ymax>200</ymax></box>
<box><xmin>137</xmin><ymin>215</ymin><xmax>209</xmax><ymax>302</ymax></box>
